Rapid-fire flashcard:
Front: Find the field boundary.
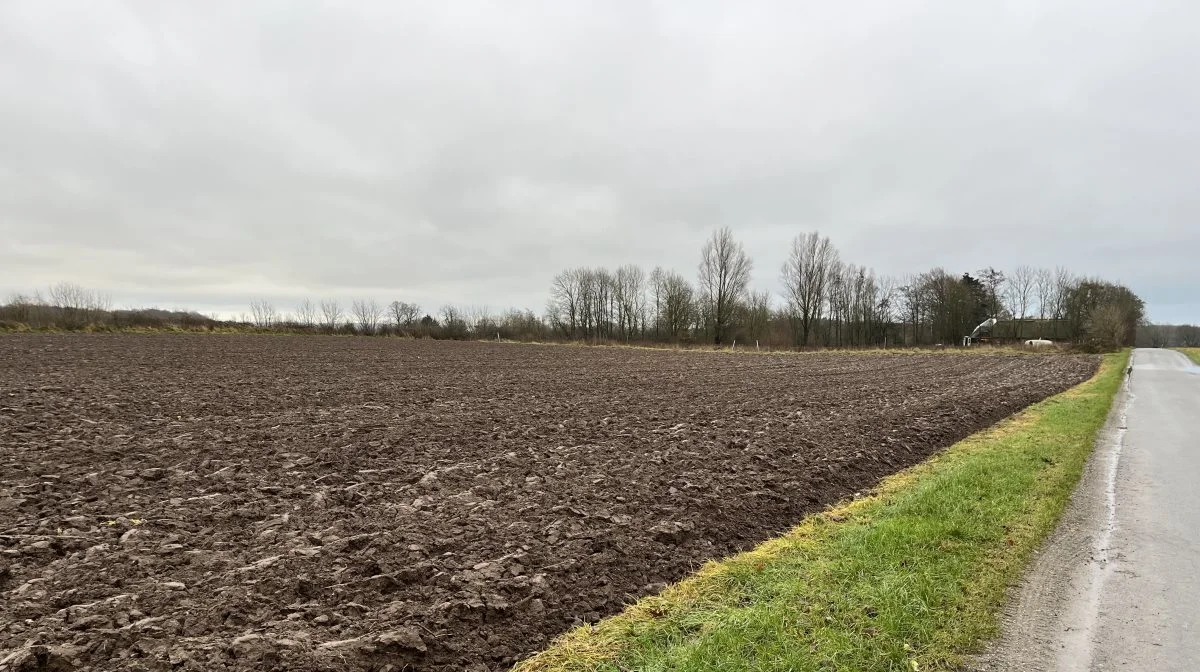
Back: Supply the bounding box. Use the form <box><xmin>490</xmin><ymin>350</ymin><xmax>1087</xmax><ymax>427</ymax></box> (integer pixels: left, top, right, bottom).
<box><xmin>503</xmin><ymin>338</ymin><xmax>1073</xmax><ymax>357</ymax></box>
<box><xmin>1178</xmin><ymin>347</ymin><xmax>1200</xmax><ymax>365</ymax></box>
<box><xmin>0</xmin><ymin>325</ymin><xmax>1078</xmax><ymax>357</ymax></box>
<box><xmin>515</xmin><ymin>352</ymin><xmax>1128</xmax><ymax>672</ymax></box>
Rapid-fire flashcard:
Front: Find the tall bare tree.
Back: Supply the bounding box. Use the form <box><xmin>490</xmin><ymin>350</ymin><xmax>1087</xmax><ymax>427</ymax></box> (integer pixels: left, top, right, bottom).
<box><xmin>320</xmin><ymin>299</ymin><xmax>343</xmax><ymax>329</ymax></box>
<box><xmin>48</xmin><ymin>282</ymin><xmax>94</xmax><ymax>328</ymax></box>
<box><xmin>1051</xmin><ymin>266</ymin><xmax>1075</xmax><ymax>319</ymax></box>
<box><xmin>1032</xmin><ymin>267</ymin><xmax>1054</xmax><ymax>320</ymax></box>
<box><xmin>648</xmin><ymin>267</ymin><xmax>666</xmax><ymax>340</ymax></box>
<box><xmin>698</xmin><ymin>227</ymin><xmax>752</xmax><ymax>344</ymax></box>
<box><xmin>389</xmin><ymin>300</ymin><xmax>421</xmax><ymax>328</ymax></box>
<box><xmin>844</xmin><ymin>265</ymin><xmax>879</xmax><ymax>347</ymax></box>
<box><xmin>547</xmin><ymin>268</ymin><xmax>584</xmax><ymax>338</ymax></box>
<box><xmin>978</xmin><ymin>267</ymin><xmax>1007</xmax><ymax>318</ymax></box>
<box><xmin>296</xmin><ymin>299</ymin><xmax>317</xmax><ymax>327</ymax></box>
<box><xmin>658</xmin><ymin>270</ymin><xmax>694</xmax><ymax>342</ymax></box>
<box><xmin>47</xmin><ymin>282</ymin><xmax>89</xmax><ymax>311</ymax></box>
<box><xmin>352</xmin><ymin>299</ymin><xmax>383</xmax><ymax>334</ymax></box>
<box><xmin>899</xmin><ymin>275</ymin><xmax>925</xmax><ymax>345</ymax></box>
<box><xmin>1006</xmin><ymin>265</ymin><xmax>1035</xmax><ymax>320</ymax></box>
<box><xmin>781</xmin><ymin>231</ymin><xmax>838</xmax><ymax>347</ymax></box>
<box><xmin>826</xmin><ymin>261</ymin><xmax>851</xmax><ymax>346</ymax></box>
<box><xmin>875</xmin><ymin>275</ymin><xmax>900</xmax><ymax>345</ymax></box>
<box><xmin>249</xmin><ymin>299</ymin><xmax>278</xmax><ymax>327</ymax></box>
<box><xmin>553</xmin><ymin>267</ymin><xmax>618</xmax><ymax>342</ymax></box>
<box><xmin>613</xmin><ymin>264</ymin><xmax>646</xmax><ymax>341</ymax></box>
<box><xmin>590</xmin><ymin>268</ymin><xmax>615</xmax><ymax>340</ymax></box>
<box><xmin>922</xmin><ymin>268</ymin><xmax>976</xmax><ymax>345</ymax></box>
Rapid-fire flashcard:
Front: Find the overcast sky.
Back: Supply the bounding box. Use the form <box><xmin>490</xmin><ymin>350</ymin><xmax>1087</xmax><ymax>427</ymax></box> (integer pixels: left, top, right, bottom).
<box><xmin>1</xmin><ymin>1</ymin><xmax>1195</xmax><ymax>322</ymax></box>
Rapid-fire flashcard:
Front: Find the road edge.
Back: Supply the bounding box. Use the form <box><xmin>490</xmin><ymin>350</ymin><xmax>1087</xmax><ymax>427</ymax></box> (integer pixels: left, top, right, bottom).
<box><xmin>969</xmin><ymin>355</ymin><xmax>1134</xmax><ymax>671</ymax></box>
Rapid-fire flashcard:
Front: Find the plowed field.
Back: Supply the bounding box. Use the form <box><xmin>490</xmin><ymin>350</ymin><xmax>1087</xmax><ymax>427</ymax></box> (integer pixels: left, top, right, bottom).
<box><xmin>0</xmin><ymin>335</ymin><xmax>1097</xmax><ymax>671</ymax></box>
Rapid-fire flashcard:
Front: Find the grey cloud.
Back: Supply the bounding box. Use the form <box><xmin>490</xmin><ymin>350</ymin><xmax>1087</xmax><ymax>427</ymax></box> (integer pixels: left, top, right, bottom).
<box><xmin>1</xmin><ymin>0</ymin><xmax>1197</xmax><ymax>322</ymax></box>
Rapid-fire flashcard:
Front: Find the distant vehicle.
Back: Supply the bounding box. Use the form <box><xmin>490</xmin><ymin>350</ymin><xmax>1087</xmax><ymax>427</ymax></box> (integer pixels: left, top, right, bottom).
<box><xmin>965</xmin><ymin>318</ymin><xmax>1065</xmax><ymax>346</ymax></box>
<box><xmin>963</xmin><ymin>318</ymin><xmax>998</xmax><ymax>347</ymax></box>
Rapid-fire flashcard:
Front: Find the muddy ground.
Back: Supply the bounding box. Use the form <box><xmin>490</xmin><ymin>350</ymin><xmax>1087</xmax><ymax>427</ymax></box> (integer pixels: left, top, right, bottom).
<box><xmin>0</xmin><ymin>335</ymin><xmax>1097</xmax><ymax>671</ymax></box>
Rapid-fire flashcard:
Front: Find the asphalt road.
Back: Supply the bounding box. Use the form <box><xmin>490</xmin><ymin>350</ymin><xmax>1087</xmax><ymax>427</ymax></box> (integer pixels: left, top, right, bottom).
<box><xmin>975</xmin><ymin>348</ymin><xmax>1200</xmax><ymax>671</ymax></box>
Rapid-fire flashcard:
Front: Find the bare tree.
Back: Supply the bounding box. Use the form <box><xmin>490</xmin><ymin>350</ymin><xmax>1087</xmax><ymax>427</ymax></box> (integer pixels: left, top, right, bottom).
<box><xmin>499</xmin><ymin>308</ymin><xmax>545</xmax><ymax>341</ymax></box>
<box><xmin>547</xmin><ymin>269</ymin><xmax>584</xmax><ymax>338</ymax></box>
<box><xmin>296</xmin><ymin>299</ymin><xmax>317</xmax><ymax>327</ymax></box>
<box><xmin>389</xmin><ymin>300</ymin><xmax>421</xmax><ymax>328</ymax></box>
<box><xmin>1051</xmin><ymin>266</ymin><xmax>1075</xmax><ymax>319</ymax></box>
<box><xmin>249</xmin><ymin>299</ymin><xmax>278</xmax><ymax>327</ymax></box>
<box><xmin>466</xmin><ymin>306</ymin><xmax>496</xmax><ymax>336</ymax></box>
<box><xmin>741</xmin><ymin>290</ymin><xmax>772</xmax><ymax>344</ymax></box>
<box><xmin>826</xmin><ymin>261</ymin><xmax>852</xmax><ymax>346</ymax></box>
<box><xmin>439</xmin><ymin>305</ymin><xmax>467</xmax><ymax>338</ymax></box>
<box><xmin>556</xmin><ymin>267</ymin><xmax>616</xmax><ymax>342</ymax></box>
<box><xmin>47</xmin><ymin>282</ymin><xmax>89</xmax><ymax>311</ymax></box>
<box><xmin>875</xmin><ymin>275</ymin><xmax>900</xmax><ymax>345</ymax></box>
<box><xmin>613</xmin><ymin>264</ymin><xmax>646</xmax><ymax>341</ymax></box>
<box><xmin>48</xmin><ymin>282</ymin><xmax>94</xmax><ymax>328</ymax></box>
<box><xmin>899</xmin><ymin>275</ymin><xmax>926</xmax><ymax>345</ymax></box>
<box><xmin>588</xmin><ymin>268</ymin><xmax>615</xmax><ymax>341</ymax></box>
<box><xmin>978</xmin><ymin>267</ymin><xmax>1007</xmax><ymax>318</ymax></box>
<box><xmin>2</xmin><ymin>292</ymin><xmax>37</xmax><ymax>325</ymax></box>
<box><xmin>320</xmin><ymin>299</ymin><xmax>344</xmax><ymax>329</ymax></box>
<box><xmin>1089</xmin><ymin>303</ymin><xmax>1129</xmax><ymax>349</ymax></box>
<box><xmin>919</xmin><ymin>268</ymin><xmax>976</xmax><ymax>346</ymax></box>
<box><xmin>1006</xmin><ymin>265</ymin><xmax>1035</xmax><ymax>321</ymax></box>
<box><xmin>1033</xmin><ymin>268</ymin><xmax>1054</xmax><ymax>320</ymax></box>
<box><xmin>87</xmin><ymin>291</ymin><xmax>112</xmax><ymax>325</ymax></box>
<box><xmin>844</xmin><ymin>265</ymin><xmax>879</xmax><ymax>347</ymax></box>
<box><xmin>352</xmin><ymin>299</ymin><xmax>383</xmax><ymax>334</ymax></box>
<box><xmin>658</xmin><ymin>270</ymin><xmax>694</xmax><ymax>342</ymax></box>
<box><xmin>698</xmin><ymin>227</ymin><xmax>752</xmax><ymax>344</ymax></box>
<box><xmin>781</xmin><ymin>231</ymin><xmax>838</xmax><ymax>347</ymax></box>
<box><xmin>648</xmin><ymin>267</ymin><xmax>665</xmax><ymax>340</ymax></box>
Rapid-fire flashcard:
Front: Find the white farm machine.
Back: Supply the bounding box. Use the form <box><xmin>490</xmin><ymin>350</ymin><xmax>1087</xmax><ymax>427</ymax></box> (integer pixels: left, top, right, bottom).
<box><xmin>962</xmin><ymin>318</ymin><xmax>997</xmax><ymax>347</ymax></box>
<box><xmin>964</xmin><ymin>317</ymin><xmax>1054</xmax><ymax>347</ymax></box>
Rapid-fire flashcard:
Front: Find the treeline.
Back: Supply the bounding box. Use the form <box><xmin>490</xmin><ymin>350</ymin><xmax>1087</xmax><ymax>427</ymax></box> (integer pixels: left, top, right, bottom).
<box><xmin>243</xmin><ymin>298</ymin><xmax>550</xmax><ymax>341</ymax></box>
<box><xmin>1</xmin><ymin>284</ymin><xmax>217</xmax><ymax>331</ymax></box>
<box><xmin>547</xmin><ymin>228</ymin><xmax>1145</xmax><ymax>351</ymax></box>
<box><xmin>2</xmin><ymin>229</ymin><xmax>1147</xmax><ymax>351</ymax></box>
<box><xmin>1137</xmin><ymin>323</ymin><xmax>1200</xmax><ymax>348</ymax></box>
<box><xmin>0</xmin><ymin>285</ymin><xmax>554</xmax><ymax>341</ymax></box>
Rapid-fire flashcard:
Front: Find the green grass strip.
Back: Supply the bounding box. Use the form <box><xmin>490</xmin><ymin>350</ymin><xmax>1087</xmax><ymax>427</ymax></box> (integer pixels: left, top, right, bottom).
<box><xmin>517</xmin><ymin>352</ymin><xmax>1128</xmax><ymax>672</ymax></box>
<box><xmin>1178</xmin><ymin>348</ymin><xmax>1200</xmax><ymax>365</ymax></box>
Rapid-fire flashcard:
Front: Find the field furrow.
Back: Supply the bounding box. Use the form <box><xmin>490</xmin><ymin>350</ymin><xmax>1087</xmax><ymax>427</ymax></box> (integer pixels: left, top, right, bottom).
<box><xmin>0</xmin><ymin>335</ymin><xmax>1097</xmax><ymax>671</ymax></box>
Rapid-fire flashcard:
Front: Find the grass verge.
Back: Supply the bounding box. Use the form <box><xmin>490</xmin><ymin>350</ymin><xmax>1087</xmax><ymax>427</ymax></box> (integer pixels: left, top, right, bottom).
<box><xmin>516</xmin><ymin>352</ymin><xmax>1128</xmax><ymax>672</ymax></box>
<box><xmin>1178</xmin><ymin>348</ymin><xmax>1200</xmax><ymax>365</ymax></box>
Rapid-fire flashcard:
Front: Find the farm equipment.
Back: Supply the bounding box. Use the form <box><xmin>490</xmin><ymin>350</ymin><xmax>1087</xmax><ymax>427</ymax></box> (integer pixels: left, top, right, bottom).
<box><xmin>963</xmin><ymin>317</ymin><xmax>997</xmax><ymax>347</ymax></box>
<box><xmin>960</xmin><ymin>316</ymin><xmax>998</xmax><ymax>345</ymax></box>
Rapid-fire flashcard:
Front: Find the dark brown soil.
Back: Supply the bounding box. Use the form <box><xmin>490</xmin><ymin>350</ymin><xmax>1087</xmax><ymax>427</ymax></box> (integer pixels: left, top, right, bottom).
<box><xmin>0</xmin><ymin>335</ymin><xmax>1097</xmax><ymax>671</ymax></box>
